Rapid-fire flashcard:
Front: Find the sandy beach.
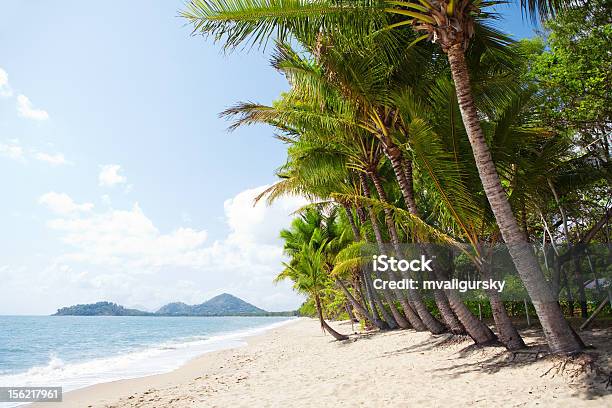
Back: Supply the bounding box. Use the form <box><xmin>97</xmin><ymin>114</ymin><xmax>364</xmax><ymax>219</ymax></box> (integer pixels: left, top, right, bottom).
<box><xmin>29</xmin><ymin>318</ymin><xmax>610</xmax><ymax>408</ymax></box>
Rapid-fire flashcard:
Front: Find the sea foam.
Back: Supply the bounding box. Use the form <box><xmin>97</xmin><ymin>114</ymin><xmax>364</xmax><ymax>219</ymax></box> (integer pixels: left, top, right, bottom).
<box><xmin>0</xmin><ymin>318</ymin><xmax>295</xmax><ymax>407</ymax></box>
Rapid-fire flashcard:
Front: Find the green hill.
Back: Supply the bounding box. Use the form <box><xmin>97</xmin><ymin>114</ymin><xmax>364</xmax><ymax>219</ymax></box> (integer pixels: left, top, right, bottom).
<box><xmin>53</xmin><ymin>301</ymin><xmax>153</xmax><ymax>316</ymax></box>
<box><xmin>53</xmin><ymin>294</ymin><xmax>296</xmax><ymax>316</ymax></box>
<box><xmin>156</xmin><ymin>293</ymin><xmax>267</xmax><ymax>316</ymax></box>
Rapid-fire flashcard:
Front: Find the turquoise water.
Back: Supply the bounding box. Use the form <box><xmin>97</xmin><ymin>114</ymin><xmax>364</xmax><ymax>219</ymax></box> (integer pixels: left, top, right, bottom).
<box><xmin>0</xmin><ymin>316</ymin><xmax>293</xmax><ymax>398</ymax></box>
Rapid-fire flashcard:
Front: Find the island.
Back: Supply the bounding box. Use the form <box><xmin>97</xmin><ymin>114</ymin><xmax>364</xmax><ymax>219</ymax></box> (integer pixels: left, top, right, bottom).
<box><xmin>53</xmin><ymin>293</ymin><xmax>297</xmax><ymax>317</ymax></box>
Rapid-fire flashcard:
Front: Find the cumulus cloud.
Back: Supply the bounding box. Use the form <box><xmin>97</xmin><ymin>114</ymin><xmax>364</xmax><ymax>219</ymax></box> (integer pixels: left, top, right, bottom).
<box><xmin>47</xmin><ymin>203</ymin><xmax>208</xmax><ymax>268</ymax></box>
<box><xmin>34</xmin><ymin>152</ymin><xmax>68</xmax><ymax>166</ymax></box>
<box><xmin>0</xmin><ymin>68</ymin><xmax>12</xmax><ymax>97</ymax></box>
<box><xmin>39</xmin><ymin>192</ymin><xmax>94</xmax><ymax>215</ymax></box>
<box><xmin>17</xmin><ymin>94</ymin><xmax>49</xmax><ymax>120</ymax></box>
<box><xmin>34</xmin><ymin>185</ymin><xmax>307</xmax><ymax>312</ymax></box>
<box><xmin>0</xmin><ymin>141</ymin><xmax>24</xmax><ymax>161</ymax></box>
<box><xmin>99</xmin><ymin>164</ymin><xmax>126</xmax><ymax>187</ymax></box>
<box><xmin>224</xmin><ymin>185</ymin><xmax>306</xmax><ymax>246</ymax></box>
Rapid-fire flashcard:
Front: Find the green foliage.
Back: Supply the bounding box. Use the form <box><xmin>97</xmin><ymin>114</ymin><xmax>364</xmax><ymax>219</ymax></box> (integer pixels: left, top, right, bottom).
<box><xmin>183</xmin><ymin>0</ymin><xmax>611</xmax><ymax>328</ymax></box>
<box><xmin>529</xmin><ymin>0</ymin><xmax>611</xmax><ymax>138</ymax></box>
<box><xmin>53</xmin><ymin>302</ymin><xmax>153</xmax><ymax>316</ymax></box>
<box><xmin>297</xmin><ymin>298</ymin><xmax>317</xmax><ymax>317</ymax></box>
<box><xmin>278</xmin><ymin>207</ymin><xmax>352</xmax><ymax>319</ymax></box>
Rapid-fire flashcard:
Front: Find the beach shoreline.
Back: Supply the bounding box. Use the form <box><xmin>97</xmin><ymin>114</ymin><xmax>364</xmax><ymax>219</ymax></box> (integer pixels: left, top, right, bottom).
<box><xmin>28</xmin><ymin>317</ymin><xmax>611</xmax><ymax>407</ymax></box>
<box><xmin>24</xmin><ymin>317</ymin><xmax>301</xmax><ymax>408</ymax></box>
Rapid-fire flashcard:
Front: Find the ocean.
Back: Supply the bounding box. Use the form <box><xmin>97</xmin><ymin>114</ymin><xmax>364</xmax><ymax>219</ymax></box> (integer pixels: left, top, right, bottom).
<box><xmin>0</xmin><ymin>315</ymin><xmax>294</xmax><ymax>405</ymax></box>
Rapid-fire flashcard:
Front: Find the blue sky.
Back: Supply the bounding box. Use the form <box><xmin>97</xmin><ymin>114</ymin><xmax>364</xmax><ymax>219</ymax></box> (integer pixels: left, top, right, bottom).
<box><xmin>0</xmin><ymin>1</ymin><xmax>538</xmax><ymax>315</ymax></box>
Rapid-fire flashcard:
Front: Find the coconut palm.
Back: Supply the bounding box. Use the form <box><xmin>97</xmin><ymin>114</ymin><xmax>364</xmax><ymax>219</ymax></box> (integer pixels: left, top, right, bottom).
<box><xmin>266</xmin><ymin>42</ymin><xmax>525</xmax><ymax>346</ymax></box>
<box><xmin>278</xmin><ymin>208</ymin><xmax>350</xmax><ymax>340</ymax></box>
<box><xmin>254</xmin><ymin>134</ymin><xmax>396</xmax><ymax>329</ymax></box>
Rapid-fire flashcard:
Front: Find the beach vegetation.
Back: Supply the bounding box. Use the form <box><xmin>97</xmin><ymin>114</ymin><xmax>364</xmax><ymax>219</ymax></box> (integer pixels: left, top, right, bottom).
<box><xmin>181</xmin><ymin>0</ymin><xmax>611</xmax><ymax>353</ymax></box>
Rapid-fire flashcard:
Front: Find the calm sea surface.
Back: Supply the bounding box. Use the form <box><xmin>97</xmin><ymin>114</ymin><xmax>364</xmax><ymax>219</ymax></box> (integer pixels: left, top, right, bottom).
<box><xmin>0</xmin><ymin>315</ymin><xmax>293</xmax><ymax>403</ymax></box>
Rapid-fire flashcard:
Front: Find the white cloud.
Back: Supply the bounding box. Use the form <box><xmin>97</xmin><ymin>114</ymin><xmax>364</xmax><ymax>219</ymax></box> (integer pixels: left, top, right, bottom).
<box><xmin>0</xmin><ymin>140</ymin><xmax>69</xmax><ymax>166</ymax></box>
<box><xmin>224</xmin><ymin>185</ymin><xmax>306</xmax><ymax>246</ymax></box>
<box><xmin>0</xmin><ymin>67</ymin><xmax>12</xmax><ymax>97</ymax></box>
<box><xmin>34</xmin><ymin>152</ymin><xmax>68</xmax><ymax>166</ymax></box>
<box><xmin>47</xmin><ymin>203</ymin><xmax>208</xmax><ymax>268</ymax></box>
<box><xmin>39</xmin><ymin>192</ymin><xmax>94</xmax><ymax>215</ymax></box>
<box><xmin>99</xmin><ymin>164</ymin><xmax>126</xmax><ymax>187</ymax></box>
<box><xmin>17</xmin><ymin>94</ymin><xmax>49</xmax><ymax>121</ymax></box>
<box><xmin>0</xmin><ymin>141</ymin><xmax>24</xmax><ymax>161</ymax></box>
<box><xmin>35</xmin><ymin>185</ymin><xmax>307</xmax><ymax>312</ymax></box>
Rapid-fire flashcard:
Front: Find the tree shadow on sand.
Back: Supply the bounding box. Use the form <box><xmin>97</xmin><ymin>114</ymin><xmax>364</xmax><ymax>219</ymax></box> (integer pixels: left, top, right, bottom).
<box><xmin>392</xmin><ymin>327</ymin><xmax>611</xmax><ymax>400</ymax></box>
<box><xmin>329</xmin><ymin>321</ymin><xmax>611</xmax><ymax>399</ymax></box>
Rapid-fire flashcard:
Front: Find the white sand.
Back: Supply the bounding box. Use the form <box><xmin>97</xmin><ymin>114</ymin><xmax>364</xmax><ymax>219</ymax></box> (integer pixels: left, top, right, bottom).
<box><xmin>30</xmin><ymin>318</ymin><xmax>611</xmax><ymax>407</ymax></box>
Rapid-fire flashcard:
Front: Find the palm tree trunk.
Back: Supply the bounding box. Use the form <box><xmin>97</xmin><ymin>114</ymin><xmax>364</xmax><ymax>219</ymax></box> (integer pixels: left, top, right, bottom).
<box><xmin>489</xmin><ymin>292</ymin><xmax>525</xmax><ymax>350</ymax></box>
<box><xmin>362</xmin><ymin>270</ymin><xmax>397</xmax><ymax>330</ymax></box>
<box><xmin>399</xmin><ymin>159</ymin><xmax>465</xmax><ymax>334</ymax></box>
<box><xmin>385</xmin><ymin>149</ymin><xmax>488</xmax><ymax>337</ymax></box>
<box><xmin>446</xmin><ymin>44</ymin><xmax>584</xmax><ymax>354</ymax></box>
<box><xmin>345</xmin><ymin>301</ymin><xmax>357</xmax><ymax>322</ymax></box>
<box><xmin>354</xmin><ymin>276</ymin><xmax>368</xmax><ymax>314</ymax></box>
<box><xmin>360</xmin><ymin>173</ymin><xmax>414</xmax><ymax>329</ymax></box>
<box><xmin>314</xmin><ymin>293</ymin><xmax>348</xmax><ymax>341</ymax></box>
<box><xmin>336</xmin><ymin>279</ymin><xmax>375</xmax><ymax>325</ymax></box>
<box><xmin>365</xmin><ymin>213</ymin><xmax>407</xmax><ymax>329</ymax></box>
<box><xmin>431</xmin><ymin>284</ymin><xmax>466</xmax><ymax>334</ymax></box>
<box><xmin>342</xmin><ymin>203</ymin><xmax>388</xmax><ymax>329</ymax></box>
<box><xmin>389</xmin><ymin>154</ymin><xmax>495</xmax><ymax>340</ymax></box>
<box><xmin>367</xmin><ymin>170</ymin><xmax>430</xmax><ymax>331</ymax></box>
<box><xmin>480</xmin><ymin>259</ymin><xmax>525</xmax><ymax>350</ymax></box>
<box><xmin>342</xmin><ymin>203</ymin><xmax>362</xmax><ymax>241</ymax></box>
<box><xmin>352</xmin><ymin>279</ymin><xmax>373</xmax><ymax>328</ymax></box>
<box><xmin>433</xmin><ymin>260</ymin><xmax>498</xmax><ymax>344</ymax></box>
<box><xmin>362</xmin><ymin>267</ymin><xmax>391</xmax><ymax>330</ymax></box>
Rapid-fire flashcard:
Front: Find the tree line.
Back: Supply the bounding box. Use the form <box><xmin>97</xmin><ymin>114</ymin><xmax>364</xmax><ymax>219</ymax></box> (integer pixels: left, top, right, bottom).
<box><xmin>181</xmin><ymin>0</ymin><xmax>611</xmax><ymax>354</ymax></box>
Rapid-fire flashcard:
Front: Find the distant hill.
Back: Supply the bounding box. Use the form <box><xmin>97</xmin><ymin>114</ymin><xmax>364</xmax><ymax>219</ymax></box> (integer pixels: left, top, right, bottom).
<box><xmin>53</xmin><ymin>294</ymin><xmax>296</xmax><ymax>317</ymax></box>
<box><xmin>53</xmin><ymin>301</ymin><xmax>153</xmax><ymax>316</ymax></box>
<box><xmin>156</xmin><ymin>302</ymin><xmax>193</xmax><ymax>316</ymax></box>
<box><xmin>156</xmin><ymin>293</ymin><xmax>267</xmax><ymax>316</ymax></box>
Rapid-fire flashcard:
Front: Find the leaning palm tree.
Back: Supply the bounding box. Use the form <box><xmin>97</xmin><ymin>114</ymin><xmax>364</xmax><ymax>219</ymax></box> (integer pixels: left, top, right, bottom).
<box><xmin>255</xmin><ymin>136</ymin><xmax>396</xmax><ymax>330</ymax></box>
<box><xmin>278</xmin><ymin>209</ymin><xmax>350</xmax><ymax>340</ymax></box>
<box><xmin>224</xmin><ymin>71</ymin><xmax>443</xmax><ymax>331</ymax></box>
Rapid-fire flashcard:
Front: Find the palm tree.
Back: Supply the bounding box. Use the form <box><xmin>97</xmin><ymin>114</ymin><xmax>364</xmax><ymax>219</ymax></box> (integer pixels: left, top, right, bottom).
<box><xmin>264</xmin><ymin>44</ymin><xmax>528</xmax><ymax>347</ymax></box>
<box><xmin>278</xmin><ymin>209</ymin><xmax>349</xmax><ymax>340</ymax></box>
<box><xmin>253</xmin><ymin>134</ymin><xmax>395</xmax><ymax>330</ymax></box>
<box><xmin>245</xmin><ymin>42</ymin><xmax>506</xmax><ymax>338</ymax></box>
